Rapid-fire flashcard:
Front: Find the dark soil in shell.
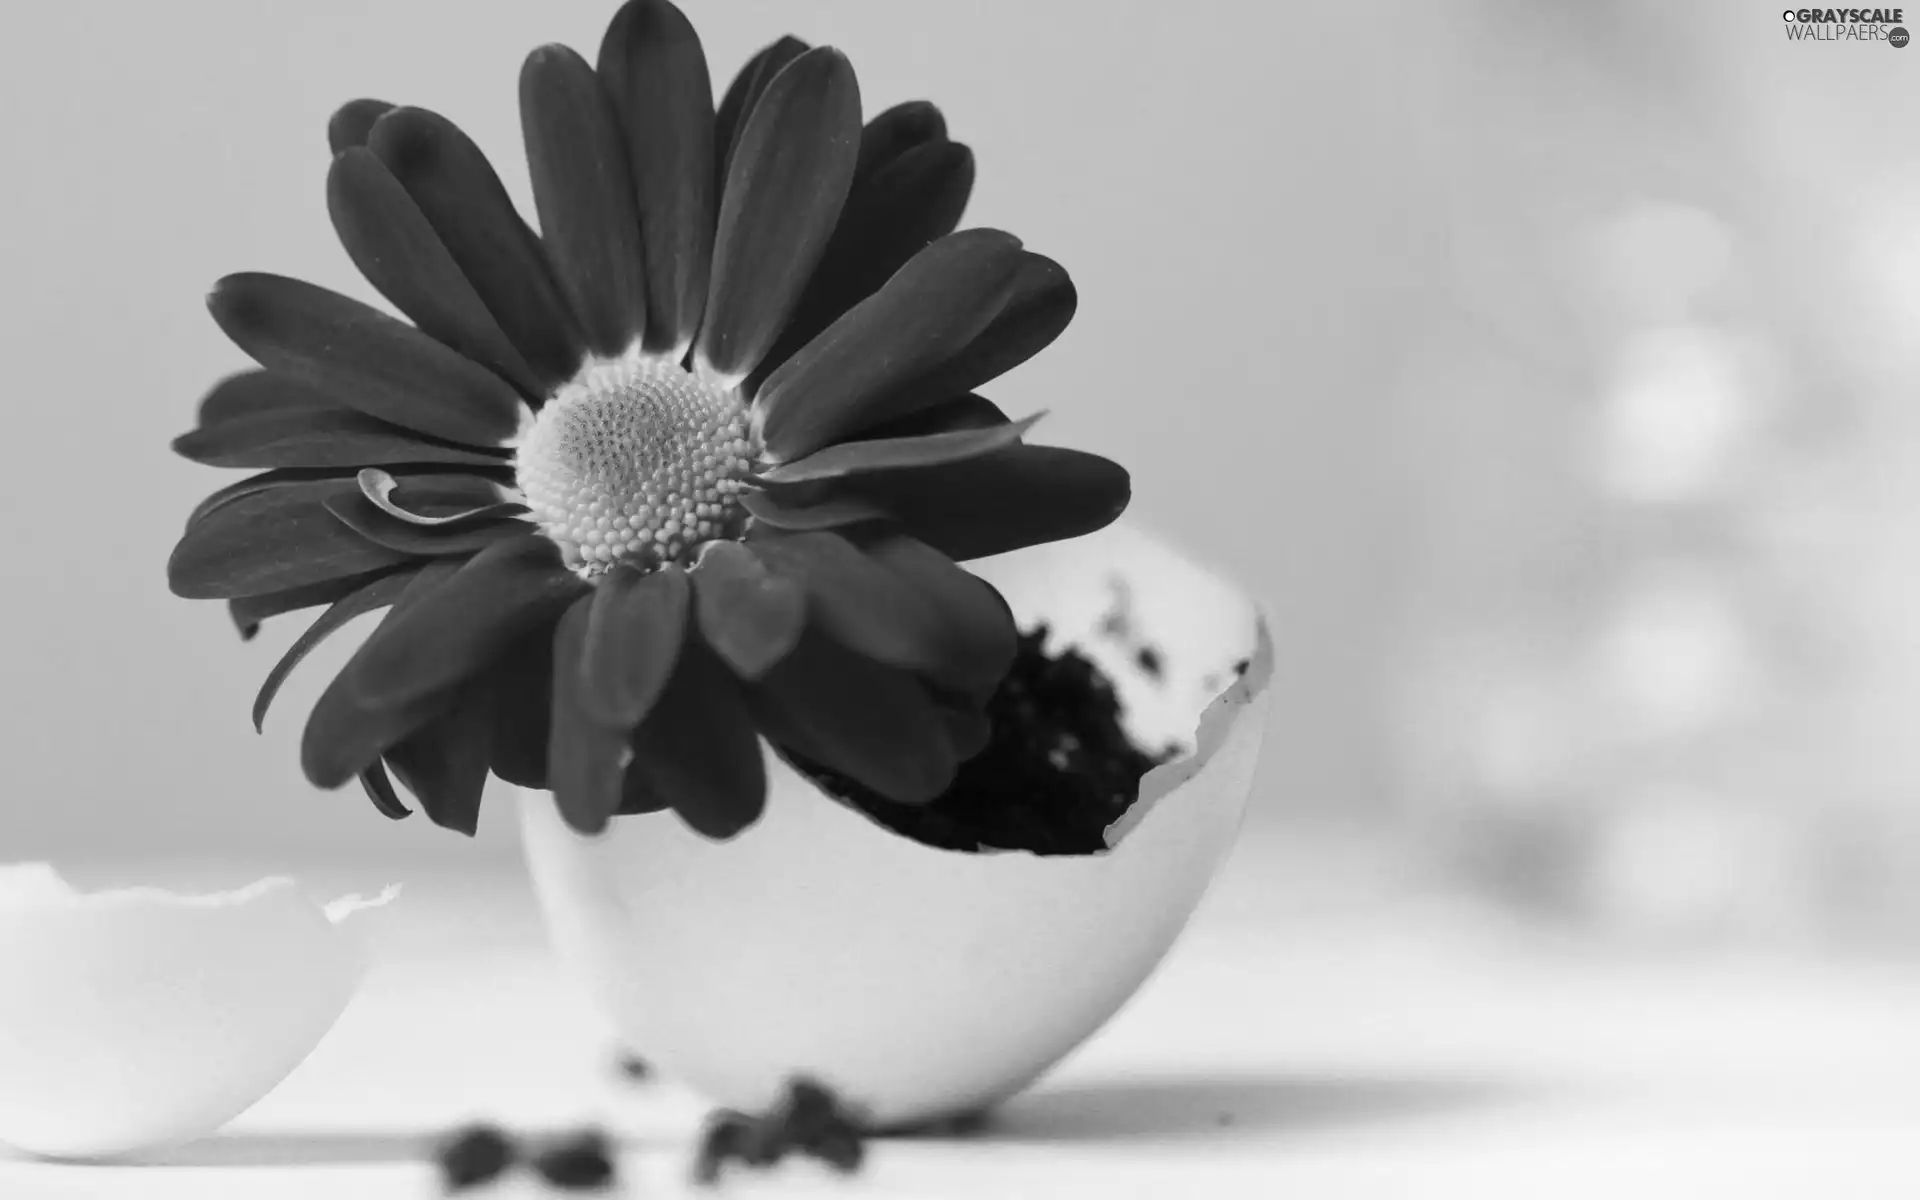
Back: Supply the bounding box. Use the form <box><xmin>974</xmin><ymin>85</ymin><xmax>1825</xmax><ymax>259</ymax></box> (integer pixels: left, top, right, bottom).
<box><xmin>784</xmin><ymin>625</ymin><xmax>1179</xmax><ymax>855</ymax></box>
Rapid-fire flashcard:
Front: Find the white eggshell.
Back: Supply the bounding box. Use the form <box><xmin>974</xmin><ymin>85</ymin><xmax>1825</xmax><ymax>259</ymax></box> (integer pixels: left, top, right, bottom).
<box><xmin>0</xmin><ymin>869</ymin><xmax>396</xmax><ymax>1161</ymax></box>
<box><xmin>521</xmin><ymin>520</ymin><xmax>1273</xmax><ymax>1127</ymax></box>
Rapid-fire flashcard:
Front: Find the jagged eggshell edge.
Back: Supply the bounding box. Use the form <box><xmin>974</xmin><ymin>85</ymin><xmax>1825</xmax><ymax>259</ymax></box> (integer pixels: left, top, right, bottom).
<box><xmin>0</xmin><ymin>868</ymin><xmax>398</xmax><ymax>1161</ymax></box>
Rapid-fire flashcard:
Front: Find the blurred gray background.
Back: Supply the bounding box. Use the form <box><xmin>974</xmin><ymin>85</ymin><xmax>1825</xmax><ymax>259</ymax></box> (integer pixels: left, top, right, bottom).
<box><xmin>3</xmin><ymin>0</ymin><xmax>1917</xmax><ymax>946</ymax></box>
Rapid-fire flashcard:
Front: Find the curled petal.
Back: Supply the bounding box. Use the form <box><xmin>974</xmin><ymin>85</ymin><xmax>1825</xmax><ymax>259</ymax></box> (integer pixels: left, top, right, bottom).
<box><xmin>356</xmin><ymin>468</ymin><xmax>523</xmax><ymax>527</ymax></box>
<box><xmin>324</xmin><ymin>494</ymin><xmax>528</xmax><ymax>558</ymax></box>
<box><xmin>323</xmin><ymin>472</ymin><xmax>530</xmax><ymax>556</ymax></box>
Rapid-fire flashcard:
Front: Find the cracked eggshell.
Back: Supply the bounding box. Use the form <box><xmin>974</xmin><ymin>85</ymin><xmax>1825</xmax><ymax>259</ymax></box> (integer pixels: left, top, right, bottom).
<box><xmin>521</xmin><ymin>520</ymin><xmax>1273</xmax><ymax>1128</ymax></box>
<box><xmin>0</xmin><ymin>868</ymin><xmax>396</xmax><ymax>1161</ymax></box>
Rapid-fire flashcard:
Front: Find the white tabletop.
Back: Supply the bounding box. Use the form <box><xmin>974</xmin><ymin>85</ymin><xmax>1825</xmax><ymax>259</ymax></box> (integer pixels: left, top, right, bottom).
<box><xmin>7</xmin><ymin>829</ymin><xmax>1920</xmax><ymax>1199</ymax></box>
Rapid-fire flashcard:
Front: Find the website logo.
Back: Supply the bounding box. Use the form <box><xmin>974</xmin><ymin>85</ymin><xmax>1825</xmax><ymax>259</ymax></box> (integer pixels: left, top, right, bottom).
<box><xmin>1783</xmin><ymin>7</ymin><xmax>1911</xmax><ymax>43</ymax></box>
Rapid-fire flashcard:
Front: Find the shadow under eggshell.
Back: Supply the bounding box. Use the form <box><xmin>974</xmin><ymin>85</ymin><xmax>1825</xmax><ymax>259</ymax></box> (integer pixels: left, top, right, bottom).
<box><xmin>0</xmin><ymin>871</ymin><xmax>391</xmax><ymax>1161</ymax></box>
<box><xmin>520</xmin><ymin>520</ymin><xmax>1273</xmax><ymax>1128</ymax></box>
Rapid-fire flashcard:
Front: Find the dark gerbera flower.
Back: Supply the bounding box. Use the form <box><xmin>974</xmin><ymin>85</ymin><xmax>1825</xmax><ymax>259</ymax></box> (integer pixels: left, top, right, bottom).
<box><xmin>167</xmin><ymin>0</ymin><xmax>1130</xmax><ymax>840</ymax></box>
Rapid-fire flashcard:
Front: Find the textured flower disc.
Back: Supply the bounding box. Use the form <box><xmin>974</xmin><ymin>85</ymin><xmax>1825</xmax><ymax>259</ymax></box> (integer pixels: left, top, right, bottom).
<box><xmin>516</xmin><ymin>354</ymin><xmax>754</xmax><ymax>574</ymax></box>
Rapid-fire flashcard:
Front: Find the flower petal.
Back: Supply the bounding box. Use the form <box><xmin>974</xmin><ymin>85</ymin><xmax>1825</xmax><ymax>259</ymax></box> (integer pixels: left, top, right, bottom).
<box><xmin>904</xmin><ymin>251</ymin><xmax>1077</xmax><ymax>403</ymax></box>
<box><xmin>616</xmin><ymin>757</ymin><xmax>671</xmax><ymax>815</ymax></box>
<box><xmin>322</xmin><ymin>471</ymin><xmax>528</xmax><ymax>556</ymax></box>
<box><xmin>328</xmin><ymin>98</ymin><xmax>393</xmax><ymax>153</ymax></box>
<box><xmin>252</xmin><ymin>566</ymin><xmax>420</xmax><ymax>732</ymax></box>
<box><xmin>488</xmin><ymin>628</ymin><xmax>558</xmax><ymax>789</ymax></box>
<box><xmin>753</xmin><ymin>229</ymin><xmax>1026</xmax><ymax>461</ymax></box>
<box><xmin>355</xmin><ymin>471</ymin><xmax>509</xmax><ymax>515</ymax></box>
<box><xmin>208</xmin><ymin>272</ymin><xmax>523</xmax><ymax>447</ymax></box>
<box><xmin>860</xmin><ymin>533</ymin><xmax>1016</xmax><ymax>703</ymax></box>
<box><xmin>356</xmin><ymin>467</ymin><xmax>523</xmax><ymax>526</ymax></box>
<box><xmin>174</xmin><ymin>404</ymin><xmax>507</xmax><ymax>471</ymax></box>
<box><xmin>338</xmin><ymin>532</ymin><xmax>587</xmax><ymax>714</ymax></box>
<box><xmin>598</xmin><ymin>0</ymin><xmax>715</xmax><ymax>355</ymax></box>
<box><xmin>299</xmin><ymin>559</ymin><xmax>465</xmax><ymax>788</ymax></box>
<box><xmin>520</xmin><ymin>44</ymin><xmax>649</xmax><ymax>357</ymax></box>
<box><xmin>853</xmin><ymin>100</ymin><xmax>948</xmax><ymax>181</ymax></box>
<box><xmin>688</xmin><ymin>541</ymin><xmax>805</xmax><ymax>679</ymax></box>
<box><xmin>324</xmin><ymin>492</ymin><xmax>528</xmax><ymax>558</ymax></box>
<box><xmin>751</xmin><ymin>135</ymin><xmax>976</xmax><ymax>386</ymax></box>
<box><xmin>170</xmin><ymin>477</ymin><xmax>413</xmax><ymax>599</ymax></box>
<box><xmin>713</xmin><ymin>35</ymin><xmax>809</xmax><ymax>184</ymax></box>
<box><xmin>758</xmin><ymin>412</ymin><xmax>1041</xmax><ymax>484</ymax></box>
<box><xmin>695</xmin><ymin>46</ymin><xmax>860</xmax><ymax>382</ymax></box>
<box><xmin>546</xmin><ymin>595</ymin><xmax>631</xmax><ymax>835</ymax></box>
<box><xmin>629</xmin><ymin>639</ymin><xmax>766</xmax><ymax>839</ymax></box>
<box><xmin>846</xmin><ymin>445</ymin><xmax>1131</xmax><ymax>561</ymax></box>
<box><xmin>552</xmin><ymin>572</ymin><xmax>695</xmax><ymax>833</ymax></box>
<box><xmin>931</xmin><ymin>694</ymin><xmax>992</xmax><ymax>763</ymax></box>
<box><xmin>571</xmin><ymin>562</ymin><xmax>689</xmax><ymax>727</ymax></box>
<box><xmin>228</xmin><ymin>567</ymin><xmax>397</xmax><ymax>641</ymax></box>
<box><xmin>385</xmin><ymin>683</ymin><xmax>495</xmax><ymax>835</ymax></box>
<box><xmin>367</xmin><ymin>107</ymin><xmax>586</xmax><ymax>388</ymax></box>
<box><xmin>357</xmin><ymin>759</ymin><xmax>412</xmax><ymax>820</ymax></box>
<box><xmin>749</xmin><ymin>629</ymin><xmax>955</xmax><ymax>805</ymax></box>
<box><xmin>739</xmin><ymin>489</ymin><xmax>888</xmax><ymax>532</ymax></box>
<box><xmin>327</xmin><ymin>147</ymin><xmax>542</xmax><ymax>399</ymax></box>
<box><xmin>186</xmin><ymin>467</ymin><xmax>355</xmax><ymax>528</ymax></box>
<box><xmin>853</xmin><ymin>392</ymin><xmax>1008</xmax><ymax>441</ymax></box>
<box><xmin>195</xmin><ymin>369</ymin><xmax>336</xmax><ymax>425</ymax></box>
<box><xmin>750</xmin><ymin>531</ymin><xmax>952</xmax><ymax>676</ymax></box>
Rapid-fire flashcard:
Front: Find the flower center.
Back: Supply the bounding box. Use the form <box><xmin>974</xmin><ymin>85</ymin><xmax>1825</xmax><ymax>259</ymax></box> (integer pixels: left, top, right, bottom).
<box><xmin>515</xmin><ymin>355</ymin><xmax>754</xmax><ymax>575</ymax></box>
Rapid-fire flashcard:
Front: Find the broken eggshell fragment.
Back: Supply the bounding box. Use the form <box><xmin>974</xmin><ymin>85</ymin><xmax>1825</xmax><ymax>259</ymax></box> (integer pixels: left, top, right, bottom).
<box><xmin>521</xmin><ymin>520</ymin><xmax>1273</xmax><ymax>1128</ymax></box>
<box><xmin>0</xmin><ymin>866</ymin><xmax>397</xmax><ymax>1161</ymax></box>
